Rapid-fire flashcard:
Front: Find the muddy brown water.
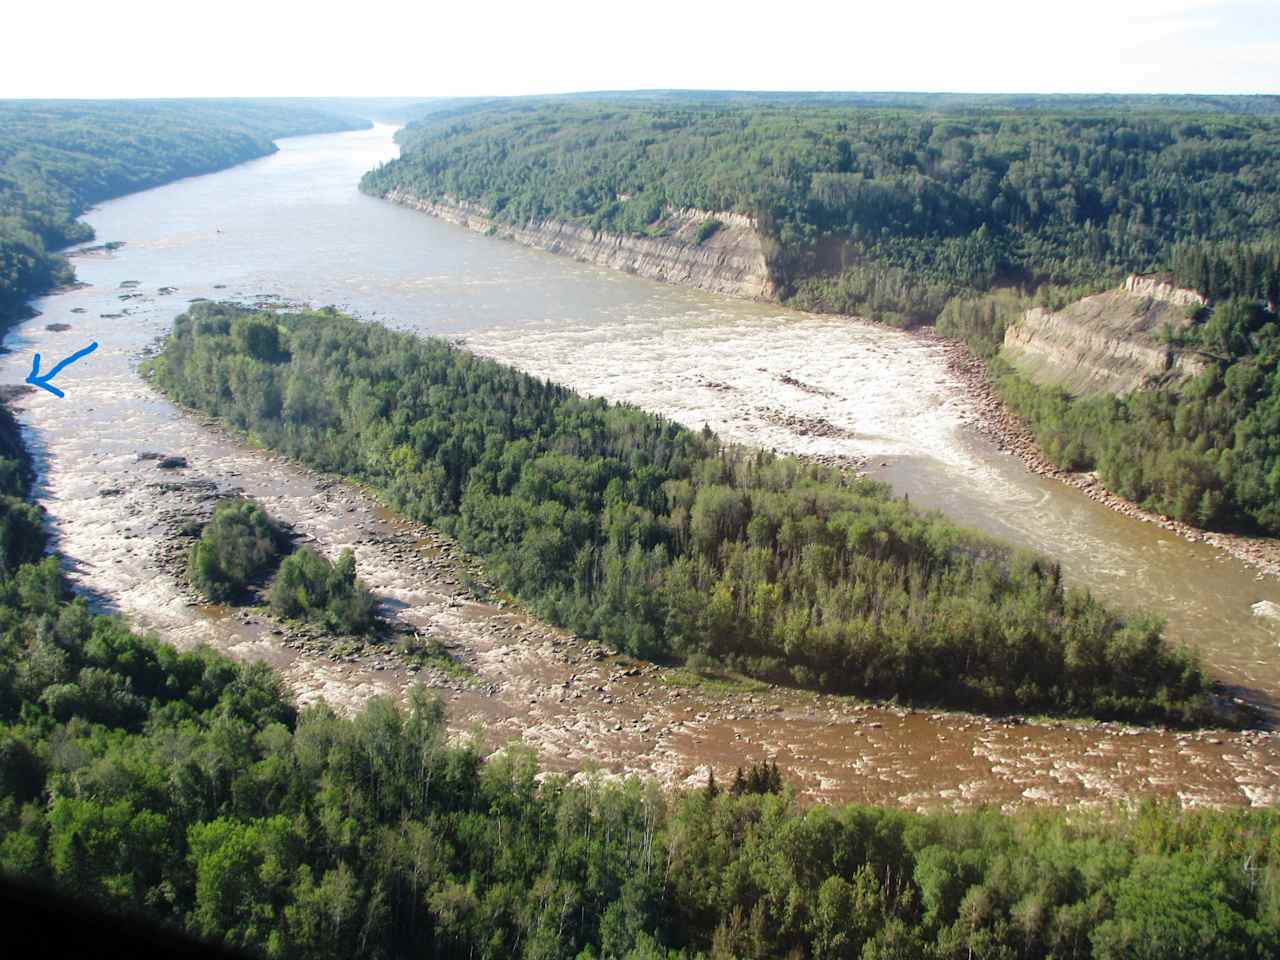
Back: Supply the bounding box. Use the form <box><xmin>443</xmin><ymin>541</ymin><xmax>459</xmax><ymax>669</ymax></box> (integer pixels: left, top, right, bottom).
<box><xmin>3</xmin><ymin>124</ymin><xmax>1277</xmax><ymax>810</ymax></box>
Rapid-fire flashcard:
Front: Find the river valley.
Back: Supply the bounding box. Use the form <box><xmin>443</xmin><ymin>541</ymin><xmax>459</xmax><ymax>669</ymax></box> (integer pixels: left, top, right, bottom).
<box><xmin>3</xmin><ymin>123</ymin><xmax>1279</xmax><ymax>810</ymax></box>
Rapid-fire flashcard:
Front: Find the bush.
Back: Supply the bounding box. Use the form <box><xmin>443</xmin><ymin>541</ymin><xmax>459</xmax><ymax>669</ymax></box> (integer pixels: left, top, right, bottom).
<box><xmin>268</xmin><ymin>547</ymin><xmax>376</xmax><ymax>635</ymax></box>
<box><xmin>0</xmin><ymin>496</ymin><xmax>46</xmax><ymax>575</ymax></box>
<box><xmin>231</xmin><ymin>316</ymin><xmax>285</xmax><ymax>363</ymax></box>
<box><xmin>694</xmin><ymin>219</ymin><xmax>723</xmax><ymax>244</ymax></box>
<box><xmin>187</xmin><ymin>498</ymin><xmax>285</xmax><ymax>601</ymax></box>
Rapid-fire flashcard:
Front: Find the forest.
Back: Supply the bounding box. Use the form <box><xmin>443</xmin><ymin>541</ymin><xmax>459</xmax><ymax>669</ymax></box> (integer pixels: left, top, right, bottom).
<box><xmin>148</xmin><ymin>302</ymin><xmax>1212</xmax><ymax>723</ymax></box>
<box><xmin>362</xmin><ymin>96</ymin><xmax>1280</xmax><ymax>536</ymax></box>
<box><xmin>0</xmin><ymin>391</ymin><xmax>1273</xmax><ymax>957</ymax></box>
<box><xmin>950</xmin><ymin>241</ymin><xmax>1280</xmax><ymax>534</ymax></box>
<box><xmin>362</xmin><ymin>98</ymin><xmax>1280</xmax><ymax>323</ymax></box>
<box><xmin>0</xmin><ymin>93</ymin><xmax>1276</xmax><ymax>957</ymax></box>
<box><xmin>559</xmin><ymin>90</ymin><xmax>1280</xmax><ymax>115</ymax></box>
<box><xmin>0</xmin><ymin>99</ymin><xmax>366</xmax><ymax>322</ymax></box>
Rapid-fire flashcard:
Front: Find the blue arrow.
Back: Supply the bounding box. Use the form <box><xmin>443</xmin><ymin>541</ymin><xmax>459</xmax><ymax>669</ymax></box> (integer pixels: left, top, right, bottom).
<box><xmin>26</xmin><ymin>341</ymin><xmax>99</xmax><ymax>398</ymax></box>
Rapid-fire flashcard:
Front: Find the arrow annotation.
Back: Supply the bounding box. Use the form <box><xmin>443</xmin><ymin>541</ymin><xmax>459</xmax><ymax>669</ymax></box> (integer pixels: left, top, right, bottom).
<box><xmin>26</xmin><ymin>341</ymin><xmax>99</xmax><ymax>398</ymax></box>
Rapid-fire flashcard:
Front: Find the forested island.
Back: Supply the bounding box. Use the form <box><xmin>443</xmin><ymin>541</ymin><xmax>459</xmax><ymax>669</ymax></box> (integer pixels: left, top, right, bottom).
<box><xmin>0</xmin><ymin>383</ymin><xmax>1274</xmax><ymax>958</ymax></box>
<box><xmin>0</xmin><ymin>92</ymin><xmax>1277</xmax><ymax>958</ymax></box>
<box><xmin>186</xmin><ymin>497</ymin><xmax>377</xmax><ymax>635</ymax></box>
<box><xmin>0</xmin><ymin>99</ymin><xmax>368</xmax><ymax>324</ymax></box>
<box><xmin>146</xmin><ymin>302</ymin><xmax>1212</xmax><ymax>724</ymax></box>
<box><xmin>361</xmin><ymin>95</ymin><xmax>1280</xmax><ymax>538</ymax></box>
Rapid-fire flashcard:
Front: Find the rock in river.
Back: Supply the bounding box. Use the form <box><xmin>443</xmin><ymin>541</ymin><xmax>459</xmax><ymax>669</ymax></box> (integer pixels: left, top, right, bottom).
<box><xmin>1251</xmin><ymin>600</ymin><xmax>1280</xmax><ymax>620</ymax></box>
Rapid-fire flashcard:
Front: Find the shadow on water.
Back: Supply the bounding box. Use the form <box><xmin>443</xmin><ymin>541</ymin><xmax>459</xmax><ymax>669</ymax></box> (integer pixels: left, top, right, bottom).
<box><xmin>60</xmin><ymin>560</ymin><xmax>126</xmax><ymax>618</ymax></box>
<box><xmin>1215</xmin><ymin>680</ymin><xmax>1279</xmax><ymax>729</ymax></box>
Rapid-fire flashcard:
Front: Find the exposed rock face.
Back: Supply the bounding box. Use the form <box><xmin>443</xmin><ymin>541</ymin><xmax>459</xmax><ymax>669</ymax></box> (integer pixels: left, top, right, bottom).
<box><xmin>1001</xmin><ymin>279</ymin><xmax>1210</xmax><ymax>396</ymax></box>
<box><xmin>385</xmin><ymin>190</ymin><xmax>775</xmax><ymax>300</ymax></box>
<box><xmin>1123</xmin><ymin>273</ymin><xmax>1208</xmax><ymax>308</ymax></box>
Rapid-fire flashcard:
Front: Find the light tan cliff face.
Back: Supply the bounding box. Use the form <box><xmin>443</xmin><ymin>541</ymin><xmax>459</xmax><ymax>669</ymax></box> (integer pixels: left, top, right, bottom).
<box><xmin>1001</xmin><ymin>277</ymin><xmax>1210</xmax><ymax>396</ymax></box>
<box><xmin>385</xmin><ymin>190</ymin><xmax>775</xmax><ymax>300</ymax></box>
<box><xmin>1123</xmin><ymin>273</ymin><xmax>1208</xmax><ymax>308</ymax></box>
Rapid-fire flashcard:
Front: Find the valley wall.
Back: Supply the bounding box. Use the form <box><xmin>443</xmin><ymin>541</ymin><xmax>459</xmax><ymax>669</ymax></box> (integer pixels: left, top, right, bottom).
<box><xmin>1001</xmin><ymin>276</ymin><xmax>1211</xmax><ymax>395</ymax></box>
<box><xmin>384</xmin><ymin>190</ymin><xmax>775</xmax><ymax>300</ymax></box>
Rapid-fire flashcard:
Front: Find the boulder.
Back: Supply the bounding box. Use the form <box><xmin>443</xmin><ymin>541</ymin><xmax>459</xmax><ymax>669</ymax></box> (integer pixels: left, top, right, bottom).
<box><xmin>1250</xmin><ymin>600</ymin><xmax>1280</xmax><ymax>620</ymax></box>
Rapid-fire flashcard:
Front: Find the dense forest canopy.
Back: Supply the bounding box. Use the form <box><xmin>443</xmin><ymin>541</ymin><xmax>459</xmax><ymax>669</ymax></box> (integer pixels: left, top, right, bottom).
<box><xmin>559</xmin><ymin>90</ymin><xmax>1280</xmax><ymax>115</ymax></box>
<box><xmin>362</xmin><ymin>95</ymin><xmax>1280</xmax><ymax>538</ymax></box>
<box><xmin>363</xmin><ymin>97</ymin><xmax>1280</xmax><ymax>321</ymax></box>
<box><xmin>0</xmin><ymin>99</ymin><xmax>367</xmax><ymax>319</ymax></box>
<box><xmin>0</xmin><ymin>390</ymin><xmax>1272</xmax><ymax>958</ymax></box>
<box><xmin>148</xmin><ymin>303</ymin><xmax>1212</xmax><ymax>723</ymax></box>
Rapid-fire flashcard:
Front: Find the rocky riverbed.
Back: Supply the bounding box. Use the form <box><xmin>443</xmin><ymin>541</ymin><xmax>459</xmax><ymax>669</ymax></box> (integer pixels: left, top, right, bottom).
<box><xmin>6</xmin><ymin>121</ymin><xmax>1279</xmax><ymax>814</ymax></box>
<box><xmin>45</xmin><ymin>394</ymin><xmax>1277</xmax><ymax>813</ymax></box>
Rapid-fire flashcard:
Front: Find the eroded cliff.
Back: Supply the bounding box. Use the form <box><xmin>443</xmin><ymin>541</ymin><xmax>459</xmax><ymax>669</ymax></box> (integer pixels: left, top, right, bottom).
<box><xmin>1001</xmin><ymin>276</ymin><xmax>1210</xmax><ymax>395</ymax></box>
<box><xmin>384</xmin><ymin>190</ymin><xmax>775</xmax><ymax>300</ymax></box>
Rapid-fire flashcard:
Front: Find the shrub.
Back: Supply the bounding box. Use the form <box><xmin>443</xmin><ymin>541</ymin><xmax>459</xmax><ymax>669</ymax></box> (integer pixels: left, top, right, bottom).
<box><xmin>187</xmin><ymin>498</ymin><xmax>285</xmax><ymax>601</ymax></box>
<box><xmin>268</xmin><ymin>547</ymin><xmax>377</xmax><ymax>635</ymax></box>
<box><xmin>695</xmin><ymin>218</ymin><xmax>724</xmax><ymax>244</ymax></box>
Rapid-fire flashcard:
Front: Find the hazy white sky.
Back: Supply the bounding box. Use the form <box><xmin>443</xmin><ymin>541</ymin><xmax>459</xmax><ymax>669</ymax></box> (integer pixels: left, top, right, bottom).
<box><xmin>4</xmin><ymin>0</ymin><xmax>1277</xmax><ymax>98</ymax></box>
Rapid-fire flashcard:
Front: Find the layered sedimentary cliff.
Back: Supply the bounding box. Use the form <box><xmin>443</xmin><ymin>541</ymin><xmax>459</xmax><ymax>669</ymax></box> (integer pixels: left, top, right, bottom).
<box><xmin>1001</xmin><ymin>276</ymin><xmax>1210</xmax><ymax>395</ymax></box>
<box><xmin>1122</xmin><ymin>272</ymin><xmax>1208</xmax><ymax>308</ymax></box>
<box><xmin>384</xmin><ymin>190</ymin><xmax>774</xmax><ymax>300</ymax></box>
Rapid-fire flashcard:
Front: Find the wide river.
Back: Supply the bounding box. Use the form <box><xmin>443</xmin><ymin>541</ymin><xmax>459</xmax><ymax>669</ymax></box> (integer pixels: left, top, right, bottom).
<box><xmin>4</xmin><ymin>124</ymin><xmax>1278</xmax><ymax>808</ymax></box>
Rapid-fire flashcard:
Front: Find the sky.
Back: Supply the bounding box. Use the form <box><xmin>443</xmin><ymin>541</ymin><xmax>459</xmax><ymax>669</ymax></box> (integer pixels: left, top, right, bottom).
<box><xmin>3</xmin><ymin>0</ymin><xmax>1277</xmax><ymax>99</ymax></box>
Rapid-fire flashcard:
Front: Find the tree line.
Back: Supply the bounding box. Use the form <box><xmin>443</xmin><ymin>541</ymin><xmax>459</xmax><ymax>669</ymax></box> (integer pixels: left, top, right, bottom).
<box><xmin>147</xmin><ymin>302</ymin><xmax>1212</xmax><ymax>723</ymax></box>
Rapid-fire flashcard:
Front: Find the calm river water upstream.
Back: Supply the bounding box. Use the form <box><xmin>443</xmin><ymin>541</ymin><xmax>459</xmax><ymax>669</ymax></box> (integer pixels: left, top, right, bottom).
<box><xmin>3</xmin><ymin>124</ymin><xmax>1277</xmax><ymax>809</ymax></box>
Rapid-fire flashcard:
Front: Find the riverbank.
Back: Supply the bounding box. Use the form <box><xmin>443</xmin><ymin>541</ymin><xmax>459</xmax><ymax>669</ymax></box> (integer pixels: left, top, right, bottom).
<box><xmin>393</xmin><ymin>186</ymin><xmax>1280</xmax><ymax>583</ymax></box>
<box><xmin>93</xmin><ymin>389</ymin><xmax>1280</xmax><ymax>810</ymax></box>
<box><xmin>4</xmin><ymin>122</ymin><xmax>1275</xmax><ymax>811</ymax></box>
<box><xmin>929</xmin><ymin>331</ymin><xmax>1280</xmax><ymax>582</ymax></box>
<box><xmin>12</xmin><ymin>303</ymin><xmax>1275</xmax><ymax>809</ymax></box>
<box><xmin>383</xmin><ymin>190</ymin><xmax>775</xmax><ymax>300</ymax></box>
<box><xmin>1</xmin><ymin>102</ymin><xmax>372</xmax><ymax>344</ymax></box>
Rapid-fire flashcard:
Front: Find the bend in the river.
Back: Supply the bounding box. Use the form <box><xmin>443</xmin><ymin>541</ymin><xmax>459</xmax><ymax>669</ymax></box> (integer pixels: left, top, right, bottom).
<box><xmin>3</xmin><ymin>124</ymin><xmax>1278</xmax><ymax>809</ymax></box>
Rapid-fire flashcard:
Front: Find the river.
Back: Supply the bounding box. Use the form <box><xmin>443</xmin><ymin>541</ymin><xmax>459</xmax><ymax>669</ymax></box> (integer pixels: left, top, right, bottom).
<box><xmin>3</xmin><ymin>123</ymin><xmax>1277</xmax><ymax>809</ymax></box>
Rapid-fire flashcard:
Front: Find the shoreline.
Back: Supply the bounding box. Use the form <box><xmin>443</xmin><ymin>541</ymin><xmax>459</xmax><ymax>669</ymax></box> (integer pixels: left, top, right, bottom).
<box><xmin>7</xmin><ymin>286</ymin><xmax>1273</xmax><ymax>808</ymax></box>
<box><xmin>383</xmin><ymin>190</ymin><xmax>774</xmax><ymax>300</ymax></box>
<box><xmin>926</xmin><ymin>329</ymin><xmax>1280</xmax><ymax>582</ymax></box>
<box><xmin>118</xmin><ymin>380</ymin><xmax>1276</xmax><ymax>808</ymax></box>
<box><xmin>386</xmin><ymin>197</ymin><xmax>1280</xmax><ymax>582</ymax></box>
